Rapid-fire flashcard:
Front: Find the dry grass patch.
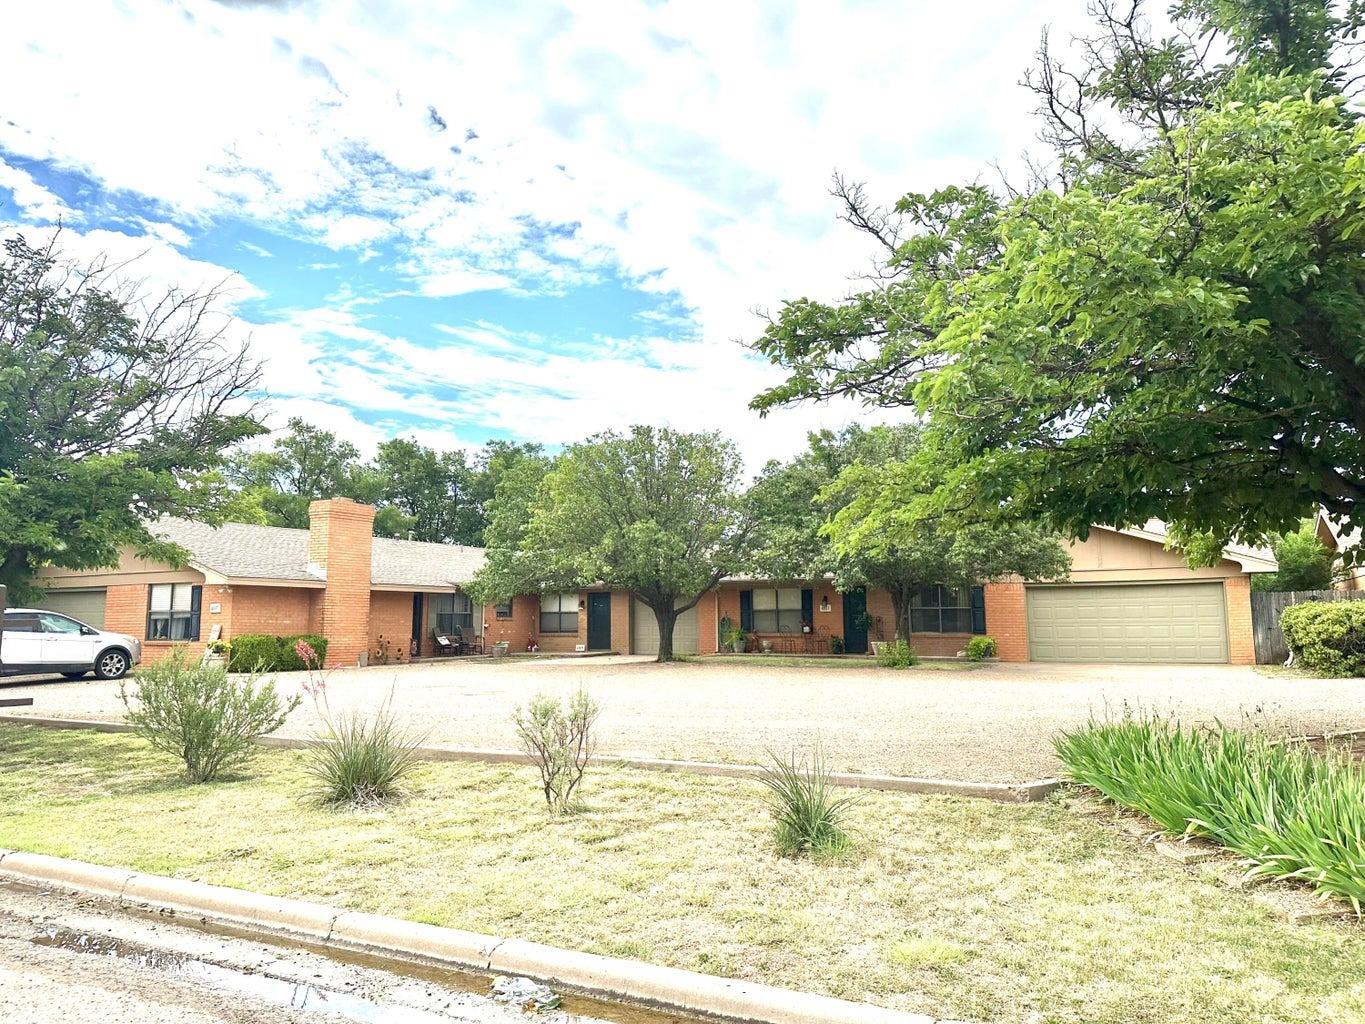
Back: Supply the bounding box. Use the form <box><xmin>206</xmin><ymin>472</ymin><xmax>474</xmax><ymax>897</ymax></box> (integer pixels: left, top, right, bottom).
<box><xmin>1</xmin><ymin>725</ymin><xmax>1363</xmax><ymax>1024</ymax></box>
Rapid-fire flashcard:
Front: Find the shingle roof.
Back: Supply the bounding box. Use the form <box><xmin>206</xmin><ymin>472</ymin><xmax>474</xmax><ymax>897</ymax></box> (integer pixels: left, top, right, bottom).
<box><xmin>370</xmin><ymin>535</ymin><xmax>486</xmax><ymax>588</ymax></box>
<box><xmin>153</xmin><ymin>518</ymin><xmax>486</xmax><ymax>589</ymax></box>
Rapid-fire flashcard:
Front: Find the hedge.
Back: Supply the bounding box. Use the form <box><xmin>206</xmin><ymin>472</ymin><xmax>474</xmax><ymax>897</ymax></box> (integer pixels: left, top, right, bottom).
<box><xmin>227</xmin><ymin>633</ymin><xmax>329</xmax><ymax>673</ymax></box>
<box><xmin>1280</xmin><ymin>601</ymin><xmax>1365</xmax><ymax>677</ymax></box>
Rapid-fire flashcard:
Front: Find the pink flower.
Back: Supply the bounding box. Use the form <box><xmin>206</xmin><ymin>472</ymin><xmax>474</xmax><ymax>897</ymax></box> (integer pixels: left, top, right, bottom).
<box><xmin>294</xmin><ymin>639</ymin><xmax>318</xmax><ymax>666</ymax></box>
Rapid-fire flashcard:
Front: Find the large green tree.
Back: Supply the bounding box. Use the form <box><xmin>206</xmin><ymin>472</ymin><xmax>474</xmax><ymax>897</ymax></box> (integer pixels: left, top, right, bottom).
<box><xmin>1253</xmin><ymin>518</ymin><xmax>1337</xmax><ymax>591</ymax></box>
<box><xmin>0</xmin><ymin>234</ymin><xmax>261</xmax><ymax>599</ymax></box>
<box><xmin>472</xmin><ymin>426</ymin><xmax>752</xmax><ymax>662</ymax></box>
<box><xmin>749</xmin><ymin>425</ymin><xmax>1070</xmax><ymax>641</ymax></box>
<box><xmin>751</xmin><ymin>0</ymin><xmax>1365</xmax><ymax>562</ymax></box>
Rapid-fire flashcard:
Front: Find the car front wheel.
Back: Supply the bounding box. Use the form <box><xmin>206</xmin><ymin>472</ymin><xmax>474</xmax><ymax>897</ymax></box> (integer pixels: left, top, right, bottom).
<box><xmin>94</xmin><ymin>649</ymin><xmax>130</xmax><ymax>680</ymax></box>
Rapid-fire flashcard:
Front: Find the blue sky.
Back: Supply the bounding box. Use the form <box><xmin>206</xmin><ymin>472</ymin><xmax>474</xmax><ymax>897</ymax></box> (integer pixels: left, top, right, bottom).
<box><xmin>0</xmin><ymin>0</ymin><xmax>1096</xmax><ymax>467</ymax></box>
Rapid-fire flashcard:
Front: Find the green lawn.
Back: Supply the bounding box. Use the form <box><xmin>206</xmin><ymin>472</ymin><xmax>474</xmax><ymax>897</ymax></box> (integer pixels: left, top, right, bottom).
<box><xmin>1</xmin><ymin>724</ymin><xmax>1361</xmax><ymax>1024</ymax></box>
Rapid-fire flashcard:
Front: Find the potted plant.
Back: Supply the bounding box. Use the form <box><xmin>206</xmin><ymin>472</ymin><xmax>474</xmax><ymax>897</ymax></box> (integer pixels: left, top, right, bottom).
<box><xmin>726</xmin><ymin>627</ymin><xmax>747</xmax><ymax>654</ymax></box>
<box><xmin>760</xmin><ymin>637</ymin><xmax>773</xmax><ymax>653</ymax></box>
<box><xmin>201</xmin><ymin>639</ymin><xmax>229</xmax><ymax>669</ymax></box>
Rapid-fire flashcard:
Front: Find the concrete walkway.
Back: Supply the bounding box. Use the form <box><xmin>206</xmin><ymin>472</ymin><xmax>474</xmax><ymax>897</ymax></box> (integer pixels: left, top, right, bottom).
<box><xmin>4</xmin><ymin>657</ymin><xmax>1362</xmax><ymax>782</ymax></box>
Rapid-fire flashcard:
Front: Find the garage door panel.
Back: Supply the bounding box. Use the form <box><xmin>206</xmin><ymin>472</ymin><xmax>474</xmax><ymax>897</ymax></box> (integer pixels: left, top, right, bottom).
<box><xmin>1027</xmin><ymin>583</ymin><xmax>1227</xmax><ymax>663</ymax></box>
<box><xmin>631</xmin><ymin>598</ymin><xmax>698</xmax><ymax>656</ymax></box>
<box><xmin>39</xmin><ymin>588</ymin><xmax>107</xmax><ymax>629</ymax></box>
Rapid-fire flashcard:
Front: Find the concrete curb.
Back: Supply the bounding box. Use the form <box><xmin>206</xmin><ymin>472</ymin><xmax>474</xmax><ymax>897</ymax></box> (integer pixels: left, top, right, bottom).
<box><xmin>0</xmin><ymin>713</ymin><xmax>1060</xmax><ymax>803</ymax></box>
<box><xmin>0</xmin><ymin>849</ymin><xmax>940</xmax><ymax>1024</ymax></box>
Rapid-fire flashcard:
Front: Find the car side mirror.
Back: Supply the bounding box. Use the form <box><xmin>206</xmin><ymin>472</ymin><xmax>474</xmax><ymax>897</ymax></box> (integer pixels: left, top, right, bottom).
<box><xmin>81</xmin><ymin>626</ymin><xmax>98</xmax><ymax>636</ymax></box>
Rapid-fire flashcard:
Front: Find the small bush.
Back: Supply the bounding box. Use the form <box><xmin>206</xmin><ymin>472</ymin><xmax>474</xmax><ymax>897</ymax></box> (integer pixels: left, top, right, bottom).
<box><xmin>829</xmin><ymin>634</ymin><xmax>846</xmax><ymax>655</ymax></box>
<box><xmin>120</xmin><ymin>652</ymin><xmax>299</xmax><ymax>783</ymax></box>
<box><xmin>876</xmin><ymin>638</ymin><xmax>919</xmax><ymax>668</ymax></box>
<box><xmin>758</xmin><ymin>749</ymin><xmax>859</xmax><ymax>858</ymax></box>
<box><xmin>513</xmin><ymin>689</ymin><xmax>599</xmax><ymax>814</ymax></box>
<box><xmin>1280</xmin><ymin>601</ymin><xmax>1365</xmax><ymax>676</ymax></box>
<box><xmin>1056</xmin><ymin>714</ymin><xmax>1365</xmax><ymax>910</ymax></box>
<box><xmin>227</xmin><ymin>633</ymin><xmax>329</xmax><ymax>673</ymax></box>
<box><xmin>304</xmin><ymin>696</ymin><xmax>424</xmax><ymax>805</ymax></box>
<box><xmin>964</xmin><ymin>636</ymin><xmax>997</xmax><ymax>661</ymax></box>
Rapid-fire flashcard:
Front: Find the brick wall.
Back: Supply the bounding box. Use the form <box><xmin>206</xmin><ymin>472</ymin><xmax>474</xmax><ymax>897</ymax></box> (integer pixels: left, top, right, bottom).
<box><xmin>609</xmin><ymin>591</ymin><xmax>631</xmax><ymax>653</ymax></box>
<box><xmin>1224</xmin><ymin>575</ymin><xmax>1255</xmax><ymax>665</ymax></box>
<box><xmin>483</xmin><ymin>594</ymin><xmax>538</xmax><ymax>652</ymax></box>
<box><xmin>865</xmin><ymin>588</ymin><xmax>897</xmax><ymax>643</ymax></box>
<box><xmin>984</xmin><ymin>582</ymin><xmax>1028</xmax><ymax>662</ymax></box>
<box><xmin>309</xmin><ymin>498</ymin><xmax>375</xmax><ymax>668</ymax></box>
<box><xmin>369</xmin><ymin>590</ymin><xmax>415</xmax><ymax>664</ymax></box>
<box><xmin>230</xmin><ymin>586</ymin><xmax>317</xmax><ymax>638</ymax></box>
<box><xmin>696</xmin><ymin>591</ymin><xmax>720</xmax><ymax>654</ymax></box>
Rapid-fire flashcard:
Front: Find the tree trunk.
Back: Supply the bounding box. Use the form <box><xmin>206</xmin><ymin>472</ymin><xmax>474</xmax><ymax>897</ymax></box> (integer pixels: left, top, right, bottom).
<box><xmin>889</xmin><ymin>585</ymin><xmax>911</xmax><ymax>643</ymax></box>
<box><xmin>654</xmin><ymin>606</ymin><xmax>678</xmax><ymax>663</ymax></box>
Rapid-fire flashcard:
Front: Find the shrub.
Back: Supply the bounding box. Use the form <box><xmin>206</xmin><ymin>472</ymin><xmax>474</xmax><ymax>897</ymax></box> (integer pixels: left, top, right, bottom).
<box><xmin>829</xmin><ymin>634</ymin><xmax>846</xmax><ymax>655</ymax></box>
<box><xmin>120</xmin><ymin>652</ymin><xmax>299</xmax><ymax>783</ymax></box>
<box><xmin>513</xmin><ymin>689</ymin><xmax>599</xmax><ymax>814</ymax></box>
<box><xmin>1055</xmin><ymin>714</ymin><xmax>1365</xmax><ymax>910</ymax></box>
<box><xmin>304</xmin><ymin>695</ymin><xmax>424</xmax><ymax>805</ymax></box>
<box><xmin>964</xmin><ymin>636</ymin><xmax>997</xmax><ymax>661</ymax></box>
<box><xmin>758</xmin><ymin>749</ymin><xmax>859</xmax><ymax>858</ymax></box>
<box><xmin>227</xmin><ymin>633</ymin><xmax>329</xmax><ymax>673</ymax></box>
<box><xmin>1280</xmin><ymin>601</ymin><xmax>1365</xmax><ymax>676</ymax></box>
<box><xmin>876</xmin><ymin>638</ymin><xmax>919</xmax><ymax>668</ymax></box>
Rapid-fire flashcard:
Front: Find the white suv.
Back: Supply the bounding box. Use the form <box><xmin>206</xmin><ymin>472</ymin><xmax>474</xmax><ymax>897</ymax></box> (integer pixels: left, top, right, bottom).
<box><xmin>1</xmin><ymin>609</ymin><xmax>142</xmax><ymax>680</ymax></box>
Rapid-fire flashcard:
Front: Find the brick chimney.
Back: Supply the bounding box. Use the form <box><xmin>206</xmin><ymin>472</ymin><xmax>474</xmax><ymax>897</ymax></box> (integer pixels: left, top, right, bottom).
<box><xmin>308</xmin><ymin>498</ymin><xmax>375</xmax><ymax>668</ymax></box>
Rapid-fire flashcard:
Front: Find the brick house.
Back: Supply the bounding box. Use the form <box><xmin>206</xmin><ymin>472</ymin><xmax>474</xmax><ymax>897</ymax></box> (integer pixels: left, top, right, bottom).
<box><xmin>36</xmin><ymin>501</ymin><xmax>1273</xmax><ymax>666</ymax></box>
<box><xmin>36</xmin><ymin>498</ymin><xmax>485</xmax><ymax>669</ymax></box>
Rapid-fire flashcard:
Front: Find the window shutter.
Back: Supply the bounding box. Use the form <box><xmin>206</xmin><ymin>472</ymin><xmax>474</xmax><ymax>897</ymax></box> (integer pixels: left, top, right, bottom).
<box><xmin>739</xmin><ymin>590</ymin><xmax>753</xmax><ymax>632</ymax></box>
<box><xmin>801</xmin><ymin>588</ymin><xmax>813</xmax><ymax>624</ymax></box>
<box><xmin>970</xmin><ymin>586</ymin><xmax>986</xmax><ymax>634</ymax></box>
<box><xmin>190</xmin><ymin>585</ymin><xmax>203</xmax><ymax>641</ymax></box>
<box><xmin>145</xmin><ymin>586</ymin><xmax>154</xmax><ymax>640</ymax></box>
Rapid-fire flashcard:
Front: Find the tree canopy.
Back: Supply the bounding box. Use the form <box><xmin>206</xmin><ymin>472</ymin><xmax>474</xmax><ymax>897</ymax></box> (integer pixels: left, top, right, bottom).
<box><xmin>0</xmin><ymin>234</ymin><xmax>261</xmax><ymax>599</ymax></box>
<box><xmin>472</xmin><ymin>426</ymin><xmax>752</xmax><ymax>661</ymax></box>
<box><xmin>750</xmin><ymin>0</ymin><xmax>1365</xmax><ymax>562</ymax></box>
<box><xmin>225</xmin><ymin>421</ymin><xmax>544</xmax><ymax>546</ymax></box>
<box><xmin>1252</xmin><ymin>518</ymin><xmax>1337</xmax><ymax>591</ymax></box>
<box><xmin>749</xmin><ymin>425</ymin><xmax>1070</xmax><ymax>640</ymax></box>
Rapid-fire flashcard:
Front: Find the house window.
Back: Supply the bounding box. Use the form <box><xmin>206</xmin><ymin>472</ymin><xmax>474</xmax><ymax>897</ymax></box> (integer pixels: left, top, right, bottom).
<box><xmin>909</xmin><ymin>585</ymin><xmax>982</xmax><ymax>634</ymax></box>
<box><xmin>539</xmin><ymin>592</ymin><xmax>578</xmax><ymax>634</ymax></box>
<box><xmin>751</xmin><ymin>587</ymin><xmax>802</xmax><ymax>633</ymax></box>
<box><xmin>147</xmin><ymin>583</ymin><xmax>200</xmax><ymax>641</ymax></box>
<box><xmin>430</xmin><ymin>593</ymin><xmax>474</xmax><ymax>634</ymax></box>
<box><xmin>495</xmin><ymin>601</ymin><xmax>513</xmax><ymax>619</ymax></box>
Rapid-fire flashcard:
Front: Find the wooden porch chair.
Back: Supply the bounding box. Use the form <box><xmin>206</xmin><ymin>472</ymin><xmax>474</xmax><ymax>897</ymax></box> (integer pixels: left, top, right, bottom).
<box><xmin>432</xmin><ymin>631</ymin><xmax>457</xmax><ymax>657</ymax></box>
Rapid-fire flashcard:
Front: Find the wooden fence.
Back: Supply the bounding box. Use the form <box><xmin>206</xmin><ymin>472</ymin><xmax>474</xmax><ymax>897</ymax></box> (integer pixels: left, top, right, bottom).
<box><xmin>1251</xmin><ymin>589</ymin><xmax>1365</xmax><ymax>664</ymax></box>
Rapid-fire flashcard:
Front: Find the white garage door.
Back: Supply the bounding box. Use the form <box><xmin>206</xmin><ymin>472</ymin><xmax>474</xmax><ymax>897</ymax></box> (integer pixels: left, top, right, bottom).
<box><xmin>39</xmin><ymin>588</ymin><xmax>108</xmax><ymax>629</ymax></box>
<box><xmin>1027</xmin><ymin>583</ymin><xmax>1228</xmax><ymax>663</ymax></box>
<box><xmin>631</xmin><ymin>598</ymin><xmax>699</xmax><ymax>656</ymax></box>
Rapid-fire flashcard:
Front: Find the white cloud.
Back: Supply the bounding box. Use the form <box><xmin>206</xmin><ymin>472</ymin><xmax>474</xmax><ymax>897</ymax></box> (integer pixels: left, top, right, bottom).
<box><xmin>0</xmin><ymin>158</ymin><xmax>78</xmax><ymax>223</ymax></box>
<box><xmin>0</xmin><ymin>1</ymin><xmax>1108</xmax><ymax>467</ymax></box>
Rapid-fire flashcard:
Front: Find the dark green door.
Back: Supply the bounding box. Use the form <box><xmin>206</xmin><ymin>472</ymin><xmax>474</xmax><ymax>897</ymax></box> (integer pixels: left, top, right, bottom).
<box><xmin>842</xmin><ymin>588</ymin><xmax>868</xmax><ymax>654</ymax></box>
<box><xmin>587</xmin><ymin>593</ymin><xmax>612</xmax><ymax>650</ymax></box>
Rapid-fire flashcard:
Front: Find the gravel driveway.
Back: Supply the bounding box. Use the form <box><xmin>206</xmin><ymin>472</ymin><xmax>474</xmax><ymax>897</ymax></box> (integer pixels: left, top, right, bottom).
<box><xmin>3</xmin><ymin>656</ymin><xmax>1362</xmax><ymax>783</ymax></box>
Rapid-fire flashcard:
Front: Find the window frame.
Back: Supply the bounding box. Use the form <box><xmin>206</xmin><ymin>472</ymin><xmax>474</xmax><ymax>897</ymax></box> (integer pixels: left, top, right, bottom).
<box><xmin>539</xmin><ymin>592</ymin><xmax>579</xmax><ymax>634</ymax></box>
<box><xmin>908</xmin><ymin>584</ymin><xmax>984</xmax><ymax>635</ymax></box>
<box><xmin>430</xmin><ymin>592</ymin><xmax>475</xmax><ymax>635</ymax></box>
<box><xmin>146</xmin><ymin>583</ymin><xmax>201</xmax><ymax>642</ymax></box>
<box><xmin>494</xmin><ymin>600</ymin><xmax>513</xmax><ymax>619</ymax></box>
<box><xmin>750</xmin><ymin>587</ymin><xmax>803</xmax><ymax>634</ymax></box>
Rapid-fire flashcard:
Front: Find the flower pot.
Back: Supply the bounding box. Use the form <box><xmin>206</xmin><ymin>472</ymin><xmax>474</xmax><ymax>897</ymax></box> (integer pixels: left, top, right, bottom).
<box><xmin>870</xmin><ymin>641</ymin><xmax>888</xmax><ymax>656</ymax></box>
<box><xmin>730</xmin><ymin>638</ymin><xmax>745</xmax><ymax>653</ymax></box>
<box><xmin>760</xmin><ymin>639</ymin><xmax>773</xmax><ymax>653</ymax></box>
<box><xmin>201</xmin><ymin>652</ymin><xmax>228</xmax><ymax>669</ymax></box>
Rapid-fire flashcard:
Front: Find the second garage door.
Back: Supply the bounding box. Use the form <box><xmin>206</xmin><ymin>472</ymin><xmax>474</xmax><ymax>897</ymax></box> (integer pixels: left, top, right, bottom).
<box><xmin>631</xmin><ymin>598</ymin><xmax>699</xmax><ymax>656</ymax></box>
<box><xmin>38</xmin><ymin>588</ymin><xmax>108</xmax><ymax>629</ymax></box>
<box><xmin>1027</xmin><ymin>583</ymin><xmax>1228</xmax><ymax>663</ymax></box>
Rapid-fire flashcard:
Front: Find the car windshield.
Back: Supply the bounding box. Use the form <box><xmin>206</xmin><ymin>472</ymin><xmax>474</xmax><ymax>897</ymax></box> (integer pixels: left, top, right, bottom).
<box><xmin>36</xmin><ymin>612</ymin><xmax>84</xmax><ymax>634</ymax></box>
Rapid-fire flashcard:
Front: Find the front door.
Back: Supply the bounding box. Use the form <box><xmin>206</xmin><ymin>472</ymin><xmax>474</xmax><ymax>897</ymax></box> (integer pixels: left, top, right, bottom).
<box><xmin>587</xmin><ymin>593</ymin><xmax>612</xmax><ymax>650</ymax></box>
<box><xmin>842</xmin><ymin>588</ymin><xmax>869</xmax><ymax>654</ymax></box>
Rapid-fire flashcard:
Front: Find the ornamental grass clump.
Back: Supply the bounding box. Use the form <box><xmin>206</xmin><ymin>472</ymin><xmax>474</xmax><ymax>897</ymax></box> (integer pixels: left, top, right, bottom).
<box><xmin>513</xmin><ymin>688</ymin><xmax>599</xmax><ymax>814</ymax></box>
<box><xmin>758</xmin><ymin>749</ymin><xmax>860</xmax><ymax>858</ymax></box>
<box><xmin>294</xmin><ymin>640</ymin><xmax>425</xmax><ymax>806</ymax></box>
<box><xmin>1056</xmin><ymin>714</ymin><xmax>1365</xmax><ymax>910</ymax></box>
<box><xmin>120</xmin><ymin>651</ymin><xmax>298</xmax><ymax>783</ymax></box>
